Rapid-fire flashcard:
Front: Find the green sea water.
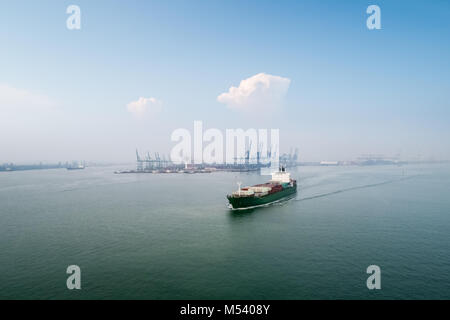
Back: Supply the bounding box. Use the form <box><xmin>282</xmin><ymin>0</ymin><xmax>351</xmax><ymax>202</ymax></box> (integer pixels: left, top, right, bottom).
<box><xmin>1</xmin><ymin>164</ymin><xmax>449</xmax><ymax>299</ymax></box>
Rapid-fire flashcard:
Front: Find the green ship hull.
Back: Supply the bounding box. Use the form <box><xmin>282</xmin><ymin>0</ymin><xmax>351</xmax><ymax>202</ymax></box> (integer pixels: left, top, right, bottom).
<box><xmin>227</xmin><ymin>184</ymin><xmax>297</xmax><ymax>210</ymax></box>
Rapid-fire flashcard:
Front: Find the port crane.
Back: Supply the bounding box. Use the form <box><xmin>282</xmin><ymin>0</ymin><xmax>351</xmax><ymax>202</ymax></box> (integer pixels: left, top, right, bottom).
<box><xmin>136</xmin><ymin>149</ymin><xmax>174</xmax><ymax>171</ymax></box>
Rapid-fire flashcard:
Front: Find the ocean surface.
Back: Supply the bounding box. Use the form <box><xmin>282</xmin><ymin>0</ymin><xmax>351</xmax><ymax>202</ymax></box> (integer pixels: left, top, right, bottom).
<box><xmin>1</xmin><ymin>164</ymin><xmax>449</xmax><ymax>299</ymax></box>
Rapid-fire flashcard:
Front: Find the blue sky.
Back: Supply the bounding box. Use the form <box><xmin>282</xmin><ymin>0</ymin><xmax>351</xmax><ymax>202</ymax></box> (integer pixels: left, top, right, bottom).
<box><xmin>0</xmin><ymin>0</ymin><xmax>449</xmax><ymax>162</ymax></box>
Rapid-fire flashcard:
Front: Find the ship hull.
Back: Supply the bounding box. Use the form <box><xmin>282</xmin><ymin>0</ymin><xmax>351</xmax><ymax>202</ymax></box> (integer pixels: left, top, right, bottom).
<box><xmin>227</xmin><ymin>184</ymin><xmax>297</xmax><ymax>210</ymax></box>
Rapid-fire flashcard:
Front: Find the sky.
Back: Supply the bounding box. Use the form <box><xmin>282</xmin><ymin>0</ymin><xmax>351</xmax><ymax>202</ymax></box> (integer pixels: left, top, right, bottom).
<box><xmin>0</xmin><ymin>0</ymin><xmax>449</xmax><ymax>163</ymax></box>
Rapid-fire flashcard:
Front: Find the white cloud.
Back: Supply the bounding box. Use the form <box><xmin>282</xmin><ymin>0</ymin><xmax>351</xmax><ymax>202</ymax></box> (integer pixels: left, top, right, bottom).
<box><xmin>0</xmin><ymin>83</ymin><xmax>57</xmax><ymax>110</ymax></box>
<box><xmin>217</xmin><ymin>73</ymin><xmax>291</xmax><ymax>111</ymax></box>
<box><xmin>126</xmin><ymin>97</ymin><xmax>163</xmax><ymax>117</ymax></box>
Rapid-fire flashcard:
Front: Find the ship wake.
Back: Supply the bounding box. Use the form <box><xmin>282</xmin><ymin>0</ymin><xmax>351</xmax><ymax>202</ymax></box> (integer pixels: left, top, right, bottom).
<box><xmin>295</xmin><ymin>175</ymin><xmax>417</xmax><ymax>202</ymax></box>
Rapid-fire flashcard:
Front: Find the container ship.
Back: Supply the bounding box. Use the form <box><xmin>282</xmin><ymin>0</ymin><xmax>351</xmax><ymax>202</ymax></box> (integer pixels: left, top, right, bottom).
<box><xmin>227</xmin><ymin>167</ymin><xmax>297</xmax><ymax>210</ymax></box>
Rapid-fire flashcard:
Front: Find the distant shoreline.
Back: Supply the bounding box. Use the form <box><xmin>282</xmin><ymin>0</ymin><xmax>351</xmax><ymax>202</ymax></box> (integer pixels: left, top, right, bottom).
<box><xmin>2</xmin><ymin>161</ymin><xmax>449</xmax><ymax>174</ymax></box>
